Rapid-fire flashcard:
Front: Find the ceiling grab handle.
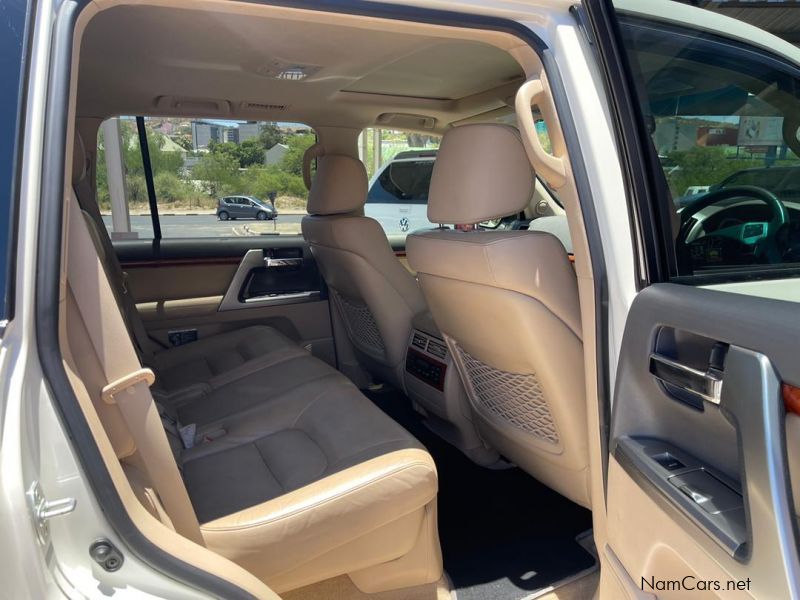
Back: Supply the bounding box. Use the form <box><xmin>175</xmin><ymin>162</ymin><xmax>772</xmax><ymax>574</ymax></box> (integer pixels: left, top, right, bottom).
<box><xmin>515</xmin><ymin>78</ymin><xmax>568</xmax><ymax>189</ymax></box>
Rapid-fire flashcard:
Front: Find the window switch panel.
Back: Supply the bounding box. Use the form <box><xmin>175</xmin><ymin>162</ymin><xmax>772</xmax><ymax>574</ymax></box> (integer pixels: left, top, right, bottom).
<box><xmin>652</xmin><ymin>452</ymin><xmax>685</xmax><ymax>471</ymax></box>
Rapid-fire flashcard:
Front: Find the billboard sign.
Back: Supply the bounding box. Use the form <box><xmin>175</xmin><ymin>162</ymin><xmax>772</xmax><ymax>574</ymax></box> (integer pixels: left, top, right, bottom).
<box><xmin>737</xmin><ymin>116</ymin><xmax>784</xmax><ymax>147</ymax></box>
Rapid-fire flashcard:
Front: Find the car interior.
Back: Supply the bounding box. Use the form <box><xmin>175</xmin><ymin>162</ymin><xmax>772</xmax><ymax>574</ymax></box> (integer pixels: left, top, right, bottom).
<box><xmin>60</xmin><ymin>1</ymin><xmax>601</xmax><ymax>599</ymax></box>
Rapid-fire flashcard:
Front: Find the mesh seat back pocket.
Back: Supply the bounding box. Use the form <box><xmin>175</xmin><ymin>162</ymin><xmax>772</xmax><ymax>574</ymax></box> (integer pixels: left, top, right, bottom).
<box><xmin>456</xmin><ymin>345</ymin><xmax>559</xmax><ymax>445</ymax></box>
<box><xmin>333</xmin><ymin>289</ymin><xmax>386</xmax><ymax>357</ymax></box>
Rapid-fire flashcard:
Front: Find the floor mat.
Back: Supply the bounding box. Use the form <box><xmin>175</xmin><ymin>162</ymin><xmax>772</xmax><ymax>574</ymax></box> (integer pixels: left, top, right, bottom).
<box><xmin>366</xmin><ymin>387</ymin><xmax>596</xmax><ymax>600</ymax></box>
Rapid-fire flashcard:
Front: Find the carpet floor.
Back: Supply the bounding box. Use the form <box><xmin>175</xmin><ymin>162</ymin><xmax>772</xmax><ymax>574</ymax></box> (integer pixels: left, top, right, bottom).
<box><xmin>366</xmin><ymin>387</ymin><xmax>596</xmax><ymax>600</ymax></box>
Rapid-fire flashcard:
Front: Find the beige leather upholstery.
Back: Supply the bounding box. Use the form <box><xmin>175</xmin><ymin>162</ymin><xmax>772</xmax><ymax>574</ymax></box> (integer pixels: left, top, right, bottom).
<box><xmin>407</xmin><ymin>124</ymin><xmax>590</xmax><ymax>508</ymax></box>
<box><xmin>427</xmin><ymin>124</ymin><xmax>533</xmax><ymax>224</ymax></box>
<box><xmin>303</xmin><ymin>154</ymin><xmax>427</xmax><ymax>390</ymax></box>
<box><xmin>149</xmin><ymin>325</ymin><xmax>300</xmax><ymax>394</ymax></box>
<box><xmin>71</xmin><ymin>133</ymin><xmax>309</xmax><ymax>400</ymax></box>
<box><xmin>306</xmin><ymin>153</ymin><xmax>368</xmax><ymax>215</ymax></box>
<box><xmin>66</xmin><ymin>138</ymin><xmax>443</xmax><ymax>593</ymax></box>
<box><xmin>182</xmin><ymin>383</ymin><xmax>441</xmax><ymax>592</ymax></box>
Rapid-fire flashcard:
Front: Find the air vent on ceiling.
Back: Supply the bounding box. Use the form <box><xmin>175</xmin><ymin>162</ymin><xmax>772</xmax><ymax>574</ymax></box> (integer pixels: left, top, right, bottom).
<box><xmin>243</xmin><ymin>102</ymin><xmax>288</xmax><ymax>111</ymax></box>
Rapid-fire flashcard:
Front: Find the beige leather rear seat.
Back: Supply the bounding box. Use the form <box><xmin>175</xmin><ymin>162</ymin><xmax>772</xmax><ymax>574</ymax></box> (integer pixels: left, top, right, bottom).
<box><xmin>178</xmin><ymin>379</ymin><xmax>440</xmax><ymax>592</ymax></box>
<box><xmin>170</xmin><ymin>350</ymin><xmax>339</xmax><ymax>426</ymax></box>
<box><xmin>72</xmin><ymin>134</ymin><xmax>300</xmax><ymax>400</ymax></box>
<box><xmin>66</xmin><ymin>138</ymin><xmax>443</xmax><ymax>593</ymax></box>
<box><xmin>150</xmin><ymin>325</ymin><xmax>298</xmax><ymax>394</ymax></box>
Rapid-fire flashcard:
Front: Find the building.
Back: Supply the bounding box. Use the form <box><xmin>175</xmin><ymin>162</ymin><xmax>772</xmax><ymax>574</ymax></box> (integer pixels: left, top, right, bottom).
<box><xmin>238</xmin><ymin>121</ymin><xmax>263</xmax><ymax>143</ymax></box>
<box><xmin>191</xmin><ymin>121</ymin><xmax>224</xmax><ymax>150</ymax></box>
<box><xmin>265</xmin><ymin>143</ymin><xmax>289</xmax><ymax>165</ymax></box>
<box><xmin>697</xmin><ymin>126</ymin><xmax>738</xmax><ymax>147</ymax></box>
<box><xmin>223</xmin><ymin>127</ymin><xmax>239</xmax><ymax>144</ymax></box>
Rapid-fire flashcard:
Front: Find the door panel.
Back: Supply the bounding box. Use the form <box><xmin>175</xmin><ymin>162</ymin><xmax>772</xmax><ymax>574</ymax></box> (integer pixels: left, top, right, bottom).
<box><xmin>114</xmin><ymin>236</ymin><xmax>335</xmax><ymax>366</ymax></box>
<box><xmin>124</xmin><ymin>261</ymin><xmax>238</xmax><ymax>303</ymax></box>
<box><xmin>608</xmin><ymin>283</ymin><xmax>800</xmax><ymax>597</ymax></box>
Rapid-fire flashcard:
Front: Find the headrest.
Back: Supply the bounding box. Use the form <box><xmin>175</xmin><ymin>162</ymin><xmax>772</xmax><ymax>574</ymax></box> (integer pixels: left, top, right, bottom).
<box><xmin>427</xmin><ymin>124</ymin><xmax>534</xmax><ymax>224</ymax></box>
<box><xmin>306</xmin><ymin>154</ymin><xmax>368</xmax><ymax>216</ymax></box>
<box><xmin>72</xmin><ymin>131</ymin><xmax>88</xmax><ymax>186</ymax></box>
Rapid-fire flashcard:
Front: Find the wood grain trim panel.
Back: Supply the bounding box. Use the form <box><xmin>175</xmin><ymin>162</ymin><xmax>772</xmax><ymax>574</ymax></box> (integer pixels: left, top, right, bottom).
<box><xmin>120</xmin><ymin>256</ymin><xmax>243</xmax><ymax>269</ymax></box>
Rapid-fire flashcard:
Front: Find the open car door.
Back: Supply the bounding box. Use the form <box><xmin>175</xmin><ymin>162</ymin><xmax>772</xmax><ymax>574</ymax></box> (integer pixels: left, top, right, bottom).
<box><xmin>583</xmin><ymin>1</ymin><xmax>800</xmax><ymax>597</ymax></box>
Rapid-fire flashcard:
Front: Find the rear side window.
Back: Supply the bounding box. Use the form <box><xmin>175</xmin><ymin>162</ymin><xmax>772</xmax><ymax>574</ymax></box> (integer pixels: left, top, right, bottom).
<box><xmin>0</xmin><ymin>0</ymin><xmax>31</xmax><ymax>323</ymax></box>
<box><xmin>359</xmin><ymin>128</ymin><xmax>441</xmax><ymax>238</ymax></box>
<box><xmin>96</xmin><ymin>117</ymin><xmax>312</xmax><ymax>238</ymax></box>
<box><xmin>367</xmin><ymin>160</ymin><xmax>434</xmax><ymax>205</ymax></box>
<box><xmin>619</xmin><ymin>16</ymin><xmax>800</xmax><ymax>283</ymax></box>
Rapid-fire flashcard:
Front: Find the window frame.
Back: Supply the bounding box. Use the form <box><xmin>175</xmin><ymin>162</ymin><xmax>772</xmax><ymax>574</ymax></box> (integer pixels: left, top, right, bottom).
<box><xmin>99</xmin><ymin>117</ymin><xmax>316</xmax><ymax>240</ymax></box>
<box><xmin>38</xmin><ymin>2</ymin><xmax>616</xmax><ymax>594</ymax></box>
<box><xmin>0</xmin><ymin>0</ymin><xmax>33</xmax><ymax>330</ymax></box>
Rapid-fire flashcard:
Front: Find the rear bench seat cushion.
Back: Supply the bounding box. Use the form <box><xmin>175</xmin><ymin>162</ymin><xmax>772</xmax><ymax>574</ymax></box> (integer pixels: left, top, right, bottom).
<box><xmin>174</xmin><ymin>351</ymin><xmax>341</xmax><ymax>426</ymax></box>
<box><xmin>181</xmin><ymin>375</ymin><xmax>427</xmax><ymax>522</ymax></box>
<box><xmin>180</xmin><ymin>376</ymin><xmax>440</xmax><ymax>592</ymax></box>
<box><xmin>148</xmin><ymin>325</ymin><xmax>298</xmax><ymax>393</ymax></box>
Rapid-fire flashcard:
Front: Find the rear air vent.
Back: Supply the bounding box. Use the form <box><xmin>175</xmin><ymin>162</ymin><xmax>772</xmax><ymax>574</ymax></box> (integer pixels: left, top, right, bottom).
<box><xmin>412</xmin><ymin>332</ymin><xmax>428</xmax><ymax>351</ymax></box>
<box><xmin>427</xmin><ymin>340</ymin><xmax>447</xmax><ymax>360</ymax></box>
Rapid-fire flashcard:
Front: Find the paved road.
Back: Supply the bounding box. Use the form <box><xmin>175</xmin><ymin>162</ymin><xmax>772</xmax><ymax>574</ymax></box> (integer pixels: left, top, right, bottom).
<box><xmin>101</xmin><ymin>214</ymin><xmax>304</xmax><ymax>238</ymax></box>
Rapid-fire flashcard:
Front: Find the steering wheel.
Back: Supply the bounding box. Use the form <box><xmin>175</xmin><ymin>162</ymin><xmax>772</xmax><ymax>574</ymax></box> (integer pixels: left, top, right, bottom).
<box><xmin>677</xmin><ymin>185</ymin><xmax>788</xmax><ymax>265</ymax></box>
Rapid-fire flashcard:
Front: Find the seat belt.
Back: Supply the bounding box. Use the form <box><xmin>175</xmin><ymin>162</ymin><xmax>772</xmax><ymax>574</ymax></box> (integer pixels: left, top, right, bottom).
<box><xmin>65</xmin><ymin>192</ymin><xmax>204</xmax><ymax>546</ymax></box>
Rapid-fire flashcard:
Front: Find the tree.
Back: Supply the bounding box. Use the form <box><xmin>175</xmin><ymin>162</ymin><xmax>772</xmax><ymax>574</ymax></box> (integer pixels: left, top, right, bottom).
<box><xmin>175</xmin><ymin>134</ymin><xmax>194</xmax><ymax>152</ymax></box>
<box><xmin>280</xmin><ymin>134</ymin><xmax>316</xmax><ymax>177</ymax></box>
<box><xmin>258</xmin><ymin>123</ymin><xmax>285</xmax><ymax>152</ymax></box>
<box><xmin>193</xmin><ymin>152</ymin><xmax>240</xmax><ymax>197</ymax></box>
<box><xmin>238</xmin><ymin>139</ymin><xmax>266</xmax><ymax>168</ymax></box>
<box><xmin>665</xmin><ymin>147</ymin><xmax>761</xmax><ymax>197</ymax></box>
<box><xmin>209</xmin><ymin>139</ymin><xmax>265</xmax><ymax>168</ymax></box>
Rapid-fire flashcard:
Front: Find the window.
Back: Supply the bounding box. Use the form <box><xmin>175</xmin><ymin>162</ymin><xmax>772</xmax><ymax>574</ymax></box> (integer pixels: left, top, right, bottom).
<box><xmin>97</xmin><ymin>117</ymin><xmax>313</xmax><ymax>238</ymax></box>
<box><xmin>0</xmin><ymin>0</ymin><xmax>30</xmax><ymax>324</ymax></box>
<box><xmin>360</xmin><ymin>129</ymin><xmax>441</xmax><ymax>237</ymax></box>
<box><xmin>360</xmin><ymin>124</ymin><xmax>560</xmax><ymax>238</ymax></box>
<box><xmin>368</xmin><ymin>160</ymin><xmax>434</xmax><ymax>205</ymax></box>
<box><xmin>619</xmin><ymin>17</ymin><xmax>800</xmax><ymax>281</ymax></box>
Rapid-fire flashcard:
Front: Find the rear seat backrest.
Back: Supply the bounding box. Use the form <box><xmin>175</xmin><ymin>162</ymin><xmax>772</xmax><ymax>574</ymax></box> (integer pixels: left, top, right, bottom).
<box><xmin>301</xmin><ymin>154</ymin><xmax>427</xmax><ymax>391</ymax></box>
<box><xmin>72</xmin><ymin>133</ymin><xmax>157</xmax><ymax>361</ymax></box>
<box><xmin>62</xmin><ymin>187</ymin><xmax>203</xmax><ymax>544</ymax></box>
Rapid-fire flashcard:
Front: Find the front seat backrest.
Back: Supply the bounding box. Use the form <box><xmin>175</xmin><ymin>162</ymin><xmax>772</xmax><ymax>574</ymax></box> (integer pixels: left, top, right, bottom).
<box><xmin>302</xmin><ymin>154</ymin><xmax>426</xmax><ymax>391</ymax></box>
<box><xmin>406</xmin><ymin>124</ymin><xmax>590</xmax><ymax>507</ymax></box>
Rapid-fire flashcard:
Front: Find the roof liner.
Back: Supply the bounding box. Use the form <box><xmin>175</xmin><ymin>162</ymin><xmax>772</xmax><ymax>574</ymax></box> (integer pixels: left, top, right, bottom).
<box><xmin>76</xmin><ymin>4</ymin><xmax>527</xmax><ymax>131</ymax></box>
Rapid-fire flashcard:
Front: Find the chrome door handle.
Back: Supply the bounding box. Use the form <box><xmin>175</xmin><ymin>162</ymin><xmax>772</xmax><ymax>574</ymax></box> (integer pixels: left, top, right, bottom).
<box><xmin>649</xmin><ymin>353</ymin><xmax>723</xmax><ymax>405</ymax></box>
<box><xmin>264</xmin><ymin>257</ymin><xmax>302</xmax><ymax>269</ymax></box>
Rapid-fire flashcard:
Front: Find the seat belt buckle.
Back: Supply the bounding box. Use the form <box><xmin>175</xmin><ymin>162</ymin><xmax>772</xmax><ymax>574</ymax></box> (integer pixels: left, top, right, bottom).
<box><xmin>101</xmin><ymin>368</ymin><xmax>156</xmax><ymax>404</ymax></box>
